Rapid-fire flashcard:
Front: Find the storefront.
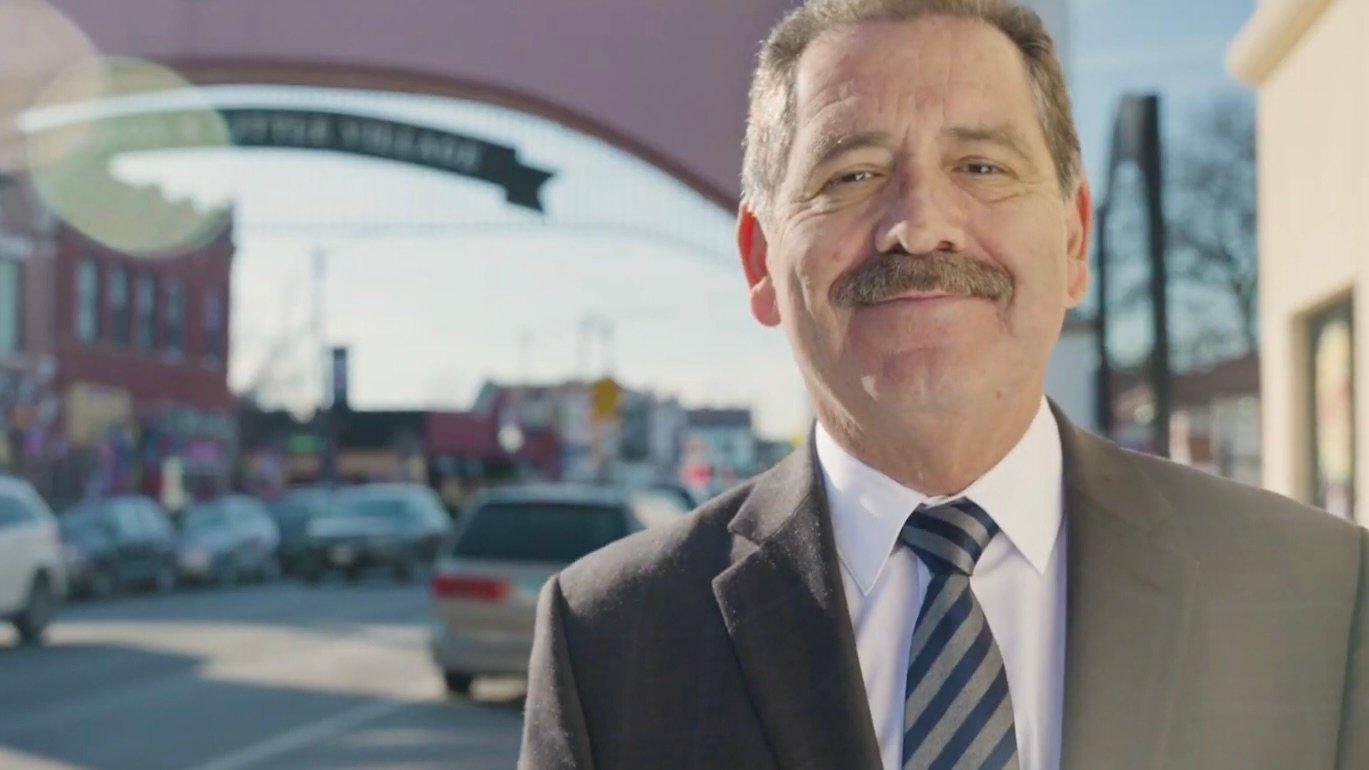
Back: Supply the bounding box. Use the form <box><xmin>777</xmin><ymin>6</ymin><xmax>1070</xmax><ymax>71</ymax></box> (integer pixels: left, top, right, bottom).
<box><xmin>1230</xmin><ymin>0</ymin><xmax>1369</xmax><ymax>522</ymax></box>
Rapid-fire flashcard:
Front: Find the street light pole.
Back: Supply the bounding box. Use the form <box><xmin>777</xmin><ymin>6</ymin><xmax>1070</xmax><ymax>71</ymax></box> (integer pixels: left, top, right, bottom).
<box><xmin>1099</xmin><ymin>94</ymin><xmax>1171</xmax><ymax>457</ymax></box>
<box><xmin>311</xmin><ymin>247</ymin><xmax>337</xmax><ymax>484</ymax></box>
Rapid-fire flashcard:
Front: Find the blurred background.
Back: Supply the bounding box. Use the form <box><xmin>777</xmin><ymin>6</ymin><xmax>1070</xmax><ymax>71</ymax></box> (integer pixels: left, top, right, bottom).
<box><xmin>0</xmin><ymin>0</ymin><xmax>1360</xmax><ymax>767</ymax></box>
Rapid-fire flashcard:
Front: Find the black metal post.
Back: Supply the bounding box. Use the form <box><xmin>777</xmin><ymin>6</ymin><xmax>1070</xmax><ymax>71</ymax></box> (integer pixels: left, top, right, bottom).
<box><xmin>1138</xmin><ymin>96</ymin><xmax>1171</xmax><ymax>458</ymax></box>
<box><xmin>1094</xmin><ymin>200</ymin><xmax>1112</xmax><ymax>437</ymax></box>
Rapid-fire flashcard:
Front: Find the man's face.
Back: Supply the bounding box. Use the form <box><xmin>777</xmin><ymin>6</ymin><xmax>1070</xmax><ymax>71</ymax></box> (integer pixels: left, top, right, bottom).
<box><xmin>739</xmin><ymin>16</ymin><xmax>1091</xmax><ymax>429</ymax></box>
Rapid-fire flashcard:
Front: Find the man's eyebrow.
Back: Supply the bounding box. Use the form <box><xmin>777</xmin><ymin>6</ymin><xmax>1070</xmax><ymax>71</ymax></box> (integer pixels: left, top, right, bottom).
<box><xmin>947</xmin><ymin>124</ymin><xmax>1033</xmax><ymax>161</ymax></box>
<box><xmin>801</xmin><ymin>129</ymin><xmax>893</xmax><ymax>173</ymax></box>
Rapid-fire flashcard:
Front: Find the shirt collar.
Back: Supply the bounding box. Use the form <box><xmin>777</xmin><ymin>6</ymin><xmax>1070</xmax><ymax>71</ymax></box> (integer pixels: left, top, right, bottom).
<box><xmin>815</xmin><ymin>398</ymin><xmax>1064</xmax><ymax>596</ymax></box>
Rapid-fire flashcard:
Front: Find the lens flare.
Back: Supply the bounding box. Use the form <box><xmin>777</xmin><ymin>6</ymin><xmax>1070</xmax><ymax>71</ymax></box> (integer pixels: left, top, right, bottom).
<box><xmin>0</xmin><ymin>0</ymin><xmax>100</xmax><ymax>172</ymax></box>
<box><xmin>27</xmin><ymin>57</ymin><xmax>234</xmax><ymax>257</ymax></box>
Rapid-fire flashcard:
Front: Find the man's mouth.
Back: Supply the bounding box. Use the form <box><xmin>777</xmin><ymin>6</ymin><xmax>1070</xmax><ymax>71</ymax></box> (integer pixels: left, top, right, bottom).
<box><xmin>864</xmin><ymin>290</ymin><xmax>969</xmax><ymax>305</ymax></box>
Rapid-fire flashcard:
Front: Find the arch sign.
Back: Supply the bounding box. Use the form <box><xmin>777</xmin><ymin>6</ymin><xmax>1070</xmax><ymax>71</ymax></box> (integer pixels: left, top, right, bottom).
<box><xmin>37</xmin><ymin>107</ymin><xmax>556</xmax><ymax>212</ymax></box>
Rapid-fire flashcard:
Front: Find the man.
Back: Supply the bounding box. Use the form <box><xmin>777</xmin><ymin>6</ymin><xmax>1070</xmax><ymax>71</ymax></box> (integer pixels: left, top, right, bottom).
<box><xmin>519</xmin><ymin>1</ymin><xmax>1368</xmax><ymax>768</ymax></box>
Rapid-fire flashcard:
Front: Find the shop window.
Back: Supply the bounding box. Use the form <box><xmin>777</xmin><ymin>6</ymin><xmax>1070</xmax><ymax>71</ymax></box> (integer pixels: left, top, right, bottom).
<box><xmin>108</xmin><ymin>265</ymin><xmax>130</xmax><ymax>345</ymax></box>
<box><xmin>0</xmin><ymin>258</ymin><xmax>18</xmax><ymax>354</ymax></box>
<box><xmin>135</xmin><ymin>274</ymin><xmax>156</xmax><ymax>351</ymax></box>
<box><xmin>1308</xmin><ymin>297</ymin><xmax>1355</xmax><ymax>520</ymax></box>
<box><xmin>164</xmin><ymin>277</ymin><xmax>184</xmax><ymax>355</ymax></box>
<box><xmin>76</xmin><ymin>257</ymin><xmax>99</xmax><ymax>342</ymax></box>
<box><xmin>203</xmin><ymin>288</ymin><xmax>224</xmax><ymax>364</ymax></box>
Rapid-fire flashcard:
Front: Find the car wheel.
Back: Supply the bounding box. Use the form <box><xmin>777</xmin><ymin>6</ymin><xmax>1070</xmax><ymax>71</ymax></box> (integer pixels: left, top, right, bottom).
<box><xmin>215</xmin><ymin>557</ymin><xmax>239</xmax><ymax>589</ymax></box>
<box><xmin>153</xmin><ymin>562</ymin><xmax>177</xmax><ymax>594</ymax></box>
<box><xmin>261</xmin><ymin>557</ymin><xmax>282</xmax><ymax>582</ymax></box>
<box><xmin>392</xmin><ymin>554</ymin><xmax>416</xmax><ymax>583</ymax></box>
<box><xmin>443</xmin><ymin>670</ymin><xmax>474</xmax><ymax>696</ymax></box>
<box><xmin>89</xmin><ymin>567</ymin><xmax>117</xmax><ymax>599</ymax></box>
<box><xmin>13</xmin><ymin>576</ymin><xmax>55</xmax><ymax>645</ymax></box>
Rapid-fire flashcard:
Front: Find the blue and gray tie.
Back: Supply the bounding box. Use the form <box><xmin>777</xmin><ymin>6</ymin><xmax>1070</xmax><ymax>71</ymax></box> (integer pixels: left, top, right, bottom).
<box><xmin>898</xmin><ymin>499</ymin><xmax>1020</xmax><ymax>770</ymax></box>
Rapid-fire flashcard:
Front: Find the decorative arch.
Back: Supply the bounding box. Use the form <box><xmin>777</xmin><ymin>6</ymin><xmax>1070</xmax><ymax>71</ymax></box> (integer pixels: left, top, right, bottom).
<box><xmin>167</xmin><ymin>59</ymin><xmax>738</xmax><ymax>213</ymax></box>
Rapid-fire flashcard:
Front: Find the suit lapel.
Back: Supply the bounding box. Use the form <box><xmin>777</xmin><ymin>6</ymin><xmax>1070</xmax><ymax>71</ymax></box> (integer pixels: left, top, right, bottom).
<box><xmin>712</xmin><ymin>438</ymin><xmax>883</xmax><ymax>770</ymax></box>
<box><xmin>1054</xmin><ymin>408</ymin><xmax>1200</xmax><ymax>770</ymax></box>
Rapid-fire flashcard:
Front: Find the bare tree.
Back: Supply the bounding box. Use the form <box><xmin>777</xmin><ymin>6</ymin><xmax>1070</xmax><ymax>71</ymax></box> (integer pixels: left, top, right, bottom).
<box><xmin>1165</xmin><ymin>93</ymin><xmax>1258</xmax><ymax>371</ymax></box>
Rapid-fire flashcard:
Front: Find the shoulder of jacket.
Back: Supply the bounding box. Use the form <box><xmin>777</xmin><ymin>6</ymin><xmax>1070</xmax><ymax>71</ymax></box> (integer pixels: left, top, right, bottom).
<box><xmin>553</xmin><ymin>479</ymin><xmax>758</xmax><ymax>618</ymax></box>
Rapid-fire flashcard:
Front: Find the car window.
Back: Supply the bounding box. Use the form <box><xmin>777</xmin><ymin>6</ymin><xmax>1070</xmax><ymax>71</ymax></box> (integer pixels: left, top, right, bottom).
<box><xmin>226</xmin><ymin>499</ymin><xmax>255</xmax><ymax>528</ymax></box>
<box><xmin>452</xmin><ymin>502</ymin><xmax>627</xmax><ymax>562</ymax></box>
<box><xmin>629</xmin><ymin>490</ymin><xmax>690</xmax><ymax>529</ymax></box>
<box><xmin>0</xmin><ymin>490</ymin><xmax>35</xmax><ymax>528</ymax></box>
<box><xmin>62</xmin><ymin>503</ymin><xmax>103</xmax><ymax>533</ymax></box>
<box><xmin>271</xmin><ymin>492</ymin><xmax>328</xmax><ymax>522</ymax></box>
<box><xmin>342</xmin><ymin>495</ymin><xmax>406</xmax><ymax>521</ymax></box>
<box><xmin>111</xmin><ymin>501</ymin><xmax>146</xmax><ymax>539</ymax></box>
<box><xmin>183</xmin><ymin>503</ymin><xmax>228</xmax><ymax>531</ymax></box>
<box><xmin>408</xmin><ymin>493</ymin><xmax>450</xmax><ymax>528</ymax></box>
<box><xmin>138</xmin><ymin>503</ymin><xmax>173</xmax><ymax>539</ymax></box>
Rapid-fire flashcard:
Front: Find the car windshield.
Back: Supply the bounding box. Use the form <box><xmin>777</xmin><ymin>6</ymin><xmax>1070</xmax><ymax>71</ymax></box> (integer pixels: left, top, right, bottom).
<box><xmin>270</xmin><ymin>491</ymin><xmax>330</xmax><ymax>522</ymax></box>
<box><xmin>452</xmin><ymin>502</ymin><xmax>626</xmax><ymax>562</ymax></box>
<box><xmin>59</xmin><ymin>505</ymin><xmax>105</xmax><ymax>535</ymax></box>
<box><xmin>182</xmin><ymin>504</ymin><xmax>229</xmax><ymax>531</ymax></box>
<box><xmin>338</xmin><ymin>496</ymin><xmax>408</xmax><ymax>521</ymax></box>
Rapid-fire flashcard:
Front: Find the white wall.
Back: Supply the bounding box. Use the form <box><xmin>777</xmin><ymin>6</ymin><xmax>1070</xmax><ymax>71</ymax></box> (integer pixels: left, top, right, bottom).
<box><xmin>1242</xmin><ymin>0</ymin><xmax>1369</xmax><ymax>513</ymax></box>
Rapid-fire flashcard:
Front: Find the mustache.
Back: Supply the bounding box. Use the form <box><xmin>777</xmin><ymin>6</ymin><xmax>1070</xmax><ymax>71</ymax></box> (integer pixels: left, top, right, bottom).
<box><xmin>830</xmin><ymin>252</ymin><xmax>1014</xmax><ymax>308</ymax></box>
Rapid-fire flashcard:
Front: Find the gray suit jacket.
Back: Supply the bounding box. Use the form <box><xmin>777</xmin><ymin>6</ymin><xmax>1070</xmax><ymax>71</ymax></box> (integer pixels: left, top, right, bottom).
<box><xmin>519</xmin><ymin>408</ymin><xmax>1369</xmax><ymax>769</ymax></box>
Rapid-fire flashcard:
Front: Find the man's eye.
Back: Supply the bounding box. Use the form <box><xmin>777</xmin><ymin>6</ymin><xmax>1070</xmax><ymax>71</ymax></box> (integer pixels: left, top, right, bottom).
<box><xmin>823</xmin><ymin>170</ymin><xmax>877</xmax><ymax>190</ymax></box>
<box><xmin>961</xmin><ymin>162</ymin><xmax>1004</xmax><ymax>176</ymax></box>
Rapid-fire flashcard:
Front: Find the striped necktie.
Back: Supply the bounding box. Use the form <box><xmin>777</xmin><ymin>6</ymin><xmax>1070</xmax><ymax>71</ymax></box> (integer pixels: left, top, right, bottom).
<box><xmin>898</xmin><ymin>499</ymin><xmax>1020</xmax><ymax>770</ymax></box>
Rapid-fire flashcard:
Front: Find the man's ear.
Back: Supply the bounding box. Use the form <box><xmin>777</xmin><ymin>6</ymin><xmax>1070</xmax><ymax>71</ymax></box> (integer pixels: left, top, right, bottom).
<box><xmin>1063</xmin><ymin>175</ymin><xmax>1093</xmax><ymax>308</ymax></box>
<box><xmin>738</xmin><ymin>203</ymin><xmax>782</xmax><ymax>327</ymax></box>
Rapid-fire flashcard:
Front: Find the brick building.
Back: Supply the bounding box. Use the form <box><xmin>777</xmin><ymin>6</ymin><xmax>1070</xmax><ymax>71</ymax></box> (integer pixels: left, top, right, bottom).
<box><xmin>0</xmin><ymin>173</ymin><xmax>237</xmax><ymax>507</ymax></box>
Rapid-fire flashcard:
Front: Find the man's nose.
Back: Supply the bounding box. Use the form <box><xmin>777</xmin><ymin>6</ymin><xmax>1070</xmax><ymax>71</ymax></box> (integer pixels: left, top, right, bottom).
<box><xmin>874</xmin><ymin>169</ymin><xmax>967</xmax><ymax>255</ymax></box>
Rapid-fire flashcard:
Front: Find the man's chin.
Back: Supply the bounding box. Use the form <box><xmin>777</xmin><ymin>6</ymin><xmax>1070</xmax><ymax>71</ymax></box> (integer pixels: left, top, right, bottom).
<box><xmin>857</xmin><ymin>365</ymin><xmax>974</xmax><ymax>416</ymax></box>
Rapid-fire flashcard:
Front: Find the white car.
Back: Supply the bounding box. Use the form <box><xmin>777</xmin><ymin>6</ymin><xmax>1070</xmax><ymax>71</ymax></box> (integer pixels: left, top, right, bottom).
<box><xmin>0</xmin><ymin>475</ymin><xmax>66</xmax><ymax>644</ymax></box>
<box><xmin>430</xmin><ymin>484</ymin><xmax>689</xmax><ymax>695</ymax></box>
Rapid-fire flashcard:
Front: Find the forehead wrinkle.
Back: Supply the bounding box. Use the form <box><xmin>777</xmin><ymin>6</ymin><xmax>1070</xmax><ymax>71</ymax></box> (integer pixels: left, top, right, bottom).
<box><xmin>788</xmin><ymin>18</ymin><xmax>1050</xmax><ymax>190</ymax></box>
<box><xmin>804</xmin><ymin>128</ymin><xmax>893</xmax><ymax>172</ymax></box>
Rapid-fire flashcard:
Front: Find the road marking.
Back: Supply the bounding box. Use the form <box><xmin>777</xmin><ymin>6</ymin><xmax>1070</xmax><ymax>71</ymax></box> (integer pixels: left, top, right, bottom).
<box><xmin>185</xmin><ymin>684</ymin><xmax>433</xmax><ymax>770</ymax></box>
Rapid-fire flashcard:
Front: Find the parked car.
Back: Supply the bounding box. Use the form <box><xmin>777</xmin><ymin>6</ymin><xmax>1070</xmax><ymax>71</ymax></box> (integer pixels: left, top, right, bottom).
<box><xmin>645</xmin><ymin>482</ymin><xmax>700</xmax><ymax>512</ymax></box>
<box><xmin>0</xmin><ymin>475</ymin><xmax>66</xmax><ymax>644</ymax></box>
<box><xmin>60</xmin><ymin>495</ymin><xmax>178</xmax><ymax>597</ymax></box>
<box><xmin>176</xmin><ymin>495</ymin><xmax>281</xmax><ymax>586</ymax></box>
<box><xmin>297</xmin><ymin>483</ymin><xmax>454</xmax><ymax>584</ymax></box>
<box><xmin>429</xmin><ymin>484</ymin><xmax>689</xmax><ymax>695</ymax></box>
<box><xmin>266</xmin><ymin>485</ymin><xmax>337</xmax><ymax>574</ymax></box>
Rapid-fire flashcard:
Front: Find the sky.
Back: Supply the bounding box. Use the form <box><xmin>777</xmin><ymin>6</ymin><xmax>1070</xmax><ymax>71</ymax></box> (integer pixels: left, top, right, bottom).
<box><xmin>1066</xmin><ymin>0</ymin><xmax>1257</xmax><ymax>372</ymax></box>
<box><xmin>34</xmin><ymin>0</ymin><xmax>1259</xmax><ymax>442</ymax></box>
<box><xmin>1068</xmin><ymin>0</ymin><xmax>1256</xmax><ymax>190</ymax></box>
<box><xmin>96</xmin><ymin>85</ymin><xmax>809</xmax><ymax>438</ymax></box>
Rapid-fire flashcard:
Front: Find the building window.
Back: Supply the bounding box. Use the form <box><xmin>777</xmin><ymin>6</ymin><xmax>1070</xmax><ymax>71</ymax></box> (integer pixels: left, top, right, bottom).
<box><xmin>108</xmin><ymin>265</ymin><xmax>130</xmax><ymax>345</ymax></box>
<box><xmin>0</xmin><ymin>258</ymin><xmax>19</xmax><ymax>355</ymax></box>
<box><xmin>76</xmin><ymin>257</ymin><xmax>99</xmax><ymax>342</ymax></box>
<box><xmin>135</xmin><ymin>274</ymin><xmax>156</xmax><ymax>351</ymax></box>
<box><xmin>163</xmin><ymin>277</ymin><xmax>184</xmax><ymax>355</ymax></box>
<box><xmin>203</xmin><ymin>288</ymin><xmax>224</xmax><ymax>364</ymax></box>
<box><xmin>1308</xmin><ymin>297</ymin><xmax>1355</xmax><ymax>521</ymax></box>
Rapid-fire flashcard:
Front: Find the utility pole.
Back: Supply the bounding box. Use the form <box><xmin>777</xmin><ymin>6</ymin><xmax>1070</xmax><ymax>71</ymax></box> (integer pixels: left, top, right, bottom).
<box><xmin>311</xmin><ymin>247</ymin><xmax>337</xmax><ymax>484</ymax></box>
<box><xmin>577</xmin><ymin>314</ymin><xmax>615</xmax><ymax>379</ymax></box>
<box><xmin>517</xmin><ymin>328</ymin><xmax>531</xmax><ymax>384</ymax></box>
<box><xmin>1097</xmin><ymin>94</ymin><xmax>1171</xmax><ymax>457</ymax></box>
<box><xmin>1094</xmin><ymin>200</ymin><xmax>1112</xmax><ymax>437</ymax></box>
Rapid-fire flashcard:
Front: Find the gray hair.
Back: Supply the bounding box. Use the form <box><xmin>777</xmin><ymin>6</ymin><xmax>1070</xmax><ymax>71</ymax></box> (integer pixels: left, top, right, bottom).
<box><xmin>741</xmin><ymin>0</ymin><xmax>1082</xmax><ymax>216</ymax></box>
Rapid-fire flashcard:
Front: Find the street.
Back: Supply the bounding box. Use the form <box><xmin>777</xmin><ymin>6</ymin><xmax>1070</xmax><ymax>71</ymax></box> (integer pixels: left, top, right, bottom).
<box><xmin>0</xmin><ymin>579</ymin><xmax>525</xmax><ymax>769</ymax></box>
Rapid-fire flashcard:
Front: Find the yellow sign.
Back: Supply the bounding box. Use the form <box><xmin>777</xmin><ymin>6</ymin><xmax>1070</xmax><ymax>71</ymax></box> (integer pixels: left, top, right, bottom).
<box><xmin>66</xmin><ymin>382</ymin><xmax>132</xmax><ymax>447</ymax></box>
<box><xmin>590</xmin><ymin>377</ymin><xmax>621</xmax><ymax>421</ymax></box>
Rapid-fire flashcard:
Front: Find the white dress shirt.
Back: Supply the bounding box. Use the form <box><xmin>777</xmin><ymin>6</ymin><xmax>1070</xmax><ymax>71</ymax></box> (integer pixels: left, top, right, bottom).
<box><xmin>815</xmin><ymin>398</ymin><xmax>1068</xmax><ymax>770</ymax></box>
